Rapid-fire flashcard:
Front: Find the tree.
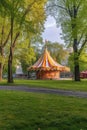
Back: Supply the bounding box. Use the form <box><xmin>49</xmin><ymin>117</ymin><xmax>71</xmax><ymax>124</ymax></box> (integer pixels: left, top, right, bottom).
<box><xmin>47</xmin><ymin>0</ymin><xmax>87</xmax><ymax>81</ymax></box>
<box><xmin>0</xmin><ymin>8</ymin><xmax>10</xmax><ymax>81</ymax></box>
<box><xmin>0</xmin><ymin>0</ymin><xmax>47</xmax><ymax>83</ymax></box>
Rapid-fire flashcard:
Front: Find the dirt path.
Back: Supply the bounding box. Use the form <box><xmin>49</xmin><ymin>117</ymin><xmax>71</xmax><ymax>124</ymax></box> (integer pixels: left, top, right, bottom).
<box><xmin>0</xmin><ymin>85</ymin><xmax>87</xmax><ymax>98</ymax></box>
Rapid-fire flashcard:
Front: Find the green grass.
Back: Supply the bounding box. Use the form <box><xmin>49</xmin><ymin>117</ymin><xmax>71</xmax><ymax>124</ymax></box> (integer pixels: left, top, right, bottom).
<box><xmin>0</xmin><ymin>90</ymin><xmax>87</xmax><ymax>130</ymax></box>
<box><xmin>0</xmin><ymin>79</ymin><xmax>87</xmax><ymax>91</ymax></box>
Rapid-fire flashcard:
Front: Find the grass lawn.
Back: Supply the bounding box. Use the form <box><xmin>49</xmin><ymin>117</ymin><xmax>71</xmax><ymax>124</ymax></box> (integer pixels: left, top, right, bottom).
<box><xmin>0</xmin><ymin>79</ymin><xmax>87</xmax><ymax>91</ymax></box>
<box><xmin>0</xmin><ymin>90</ymin><xmax>87</xmax><ymax>130</ymax></box>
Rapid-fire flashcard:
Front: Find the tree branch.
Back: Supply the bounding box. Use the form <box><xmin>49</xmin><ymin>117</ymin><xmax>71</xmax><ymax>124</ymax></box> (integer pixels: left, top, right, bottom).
<box><xmin>2</xmin><ymin>29</ymin><xmax>11</xmax><ymax>47</ymax></box>
<box><xmin>78</xmin><ymin>26</ymin><xmax>87</xmax><ymax>45</ymax></box>
<box><xmin>21</xmin><ymin>0</ymin><xmax>37</xmax><ymax>24</ymax></box>
<box><xmin>1</xmin><ymin>25</ymin><xmax>4</xmax><ymax>46</ymax></box>
<box><xmin>46</xmin><ymin>4</ymin><xmax>67</xmax><ymax>11</ymax></box>
<box><xmin>78</xmin><ymin>33</ymin><xmax>84</xmax><ymax>45</ymax></box>
<box><xmin>77</xmin><ymin>0</ymin><xmax>82</xmax><ymax>11</ymax></box>
<box><xmin>78</xmin><ymin>36</ymin><xmax>87</xmax><ymax>56</ymax></box>
<box><xmin>12</xmin><ymin>32</ymin><xmax>20</xmax><ymax>48</ymax></box>
<box><xmin>62</xmin><ymin>0</ymin><xmax>66</xmax><ymax>3</ymax></box>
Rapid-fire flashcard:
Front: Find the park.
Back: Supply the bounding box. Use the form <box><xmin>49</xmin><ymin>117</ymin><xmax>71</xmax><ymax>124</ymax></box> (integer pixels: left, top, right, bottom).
<box><xmin>0</xmin><ymin>0</ymin><xmax>87</xmax><ymax>130</ymax></box>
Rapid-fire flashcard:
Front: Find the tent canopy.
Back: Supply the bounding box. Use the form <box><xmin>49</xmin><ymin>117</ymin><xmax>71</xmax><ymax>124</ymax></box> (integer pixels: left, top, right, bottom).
<box><xmin>28</xmin><ymin>48</ymin><xmax>70</xmax><ymax>72</ymax></box>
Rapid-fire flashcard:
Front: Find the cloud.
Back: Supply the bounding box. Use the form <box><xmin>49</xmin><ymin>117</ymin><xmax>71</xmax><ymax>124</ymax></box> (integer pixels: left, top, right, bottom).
<box><xmin>44</xmin><ymin>16</ymin><xmax>56</xmax><ymax>28</ymax></box>
<box><xmin>42</xmin><ymin>16</ymin><xmax>64</xmax><ymax>44</ymax></box>
<box><xmin>45</xmin><ymin>22</ymin><xmax>56</xmax><ymax>28</ymax></box>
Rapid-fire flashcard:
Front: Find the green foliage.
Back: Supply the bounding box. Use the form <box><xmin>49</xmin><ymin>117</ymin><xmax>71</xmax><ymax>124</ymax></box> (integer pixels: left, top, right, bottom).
<box><xmin>3</xmin><ymin>64</ymin><xmax>16</xmax><ymax>75</ymax></box>
<box><xmin>14</xmin><ymin>41</ymin><xmax>36</xmax><ymax>73</ymax></box>
<box><xmin>20</xmin><ymin>47</ymin><xmax>36</xmax><ymax>73</ymax></box>
<box><xmin>79</xmin><ymin>50</ymin><xmax>87</xmax><ymax>71</ymax></box>
<box><xmin>68</xmin><ymin>48</ymin><xmax>87</xmax><ymax>72</ymax></box>
<box><xmin>68</xmin><ymin>54</ymin><xmax>74</xmax><ymax>72</ymax></box>
<box><xmin>0</xmin><ymin>55</ymin><xmax>5</xmax><ymax>64</ymax></box>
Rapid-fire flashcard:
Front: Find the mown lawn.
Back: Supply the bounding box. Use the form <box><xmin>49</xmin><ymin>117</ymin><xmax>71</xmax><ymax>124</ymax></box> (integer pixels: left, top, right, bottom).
<box><xmin>0</xmin><ymin>90</ymin><xmax>87</xmax><ymax>130</ymax></box>
<box><xmin>0</xmin><ymin>79</ymin><xmax>87</xmax><ymax>91</ymax></box>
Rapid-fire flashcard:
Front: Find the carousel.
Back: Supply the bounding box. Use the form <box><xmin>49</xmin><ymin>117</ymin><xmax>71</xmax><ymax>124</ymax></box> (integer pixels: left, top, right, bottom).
<box><xmin>27</xmin><ymin>47</ymin><xmax>70</xmax><ymax>79</ymax></box>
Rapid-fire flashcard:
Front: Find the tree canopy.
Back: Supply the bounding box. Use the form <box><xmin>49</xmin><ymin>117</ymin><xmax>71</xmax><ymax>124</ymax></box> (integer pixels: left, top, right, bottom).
<box><xmin>0</xmin><ymin>0</ymin><xmax>47</xmax><ymax>82</ymax></box>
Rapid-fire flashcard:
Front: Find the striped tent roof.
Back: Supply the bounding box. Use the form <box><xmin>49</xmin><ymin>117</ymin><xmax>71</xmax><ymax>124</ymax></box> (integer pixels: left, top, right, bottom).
<box><xmin>28</xmin><ymin>48</ymin><xmax>70</xmax><ymax>71</ymax></box>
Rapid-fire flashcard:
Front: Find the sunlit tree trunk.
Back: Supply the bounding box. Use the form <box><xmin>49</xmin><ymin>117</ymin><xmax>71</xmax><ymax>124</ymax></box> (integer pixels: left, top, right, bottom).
<box><xmin>8</xmin><ymin>16</ymin><xmax>14</xmax><ymax>83</ymax></box>
<box><xmin>8</xmin><ymin>47</ymin><xmax>13</xmax><ymax>83</ymax></box>
<box><xmin>0</xmin><ymin>47</ymin><xmax>4</xmax><ymax>81</ymax></box>
<box><xmin>0</xmin><ymin>63</ymin><xmax>3</xmax><ymax>81</ymax></box>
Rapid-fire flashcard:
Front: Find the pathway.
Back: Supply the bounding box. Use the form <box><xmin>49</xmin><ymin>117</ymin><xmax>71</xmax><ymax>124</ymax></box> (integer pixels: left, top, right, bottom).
<box><xmin>0</xmin><ymin>85</ymin><xmax>87</xmax><ymax>98</ymax></box>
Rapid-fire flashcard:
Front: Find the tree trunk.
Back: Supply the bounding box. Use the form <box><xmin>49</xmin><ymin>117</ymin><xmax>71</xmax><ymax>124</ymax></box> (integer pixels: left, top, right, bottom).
<box><xmin>74</xmin><ymin>55</ymin><xmax>80</xmax><ymax>81</ymax></box>
<box><xmin>0</xmin><ymin>47</ymin><xmax>4</xmax><ymax>81</ymax></box>
<box><xmin>72</xmin><ymin>5</ymin><xmax>80</xmax><ymax>81</ymax></box>
<box><xmin>8</xmin><ymin>15</ymin><xmax>14</xmax><ymax>83</ymax></box>
<box><xmin>73</xmin><ymin>39</ymin><xmax>80</xmax><ymax>81</ymax></box>
<box><xmin>0</xmin><ymin>63</ymin><xmax>3</xmax><ymax>81</ymax></box>
<box><xmin>8</xmin><ymin>47</ymin><xmax>13</xmax><ymax>83</ymax></box>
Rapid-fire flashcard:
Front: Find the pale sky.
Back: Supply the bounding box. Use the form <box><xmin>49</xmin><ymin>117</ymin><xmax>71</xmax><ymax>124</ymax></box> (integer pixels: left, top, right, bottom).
<box><xmin>42</xmin><ymin>16</ymin><xmax>64</xmax><ymax>44</ymax></box>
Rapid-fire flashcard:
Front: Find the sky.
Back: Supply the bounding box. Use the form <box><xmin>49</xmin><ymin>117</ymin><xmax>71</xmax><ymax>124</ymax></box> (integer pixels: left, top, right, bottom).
<box><xmin>42</xmin><ymin>16</ymin><xmax>64</xmax><ymax>44</ymax></box>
